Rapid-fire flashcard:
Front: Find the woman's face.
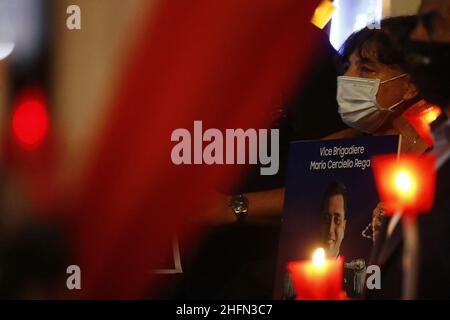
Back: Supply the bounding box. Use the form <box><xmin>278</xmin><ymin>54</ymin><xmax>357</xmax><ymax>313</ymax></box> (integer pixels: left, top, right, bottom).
<box><xmin>343</xmin><ymin>48</ymin><xmax>417</xmax><ymax>110</ymax></box>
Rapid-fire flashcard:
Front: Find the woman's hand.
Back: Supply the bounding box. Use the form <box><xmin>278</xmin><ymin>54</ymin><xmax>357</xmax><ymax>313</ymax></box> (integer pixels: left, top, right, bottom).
<box><xmin>372</xmin><ymin>202</ymin><xmax>386</xmax><ymax>242</ymax></box>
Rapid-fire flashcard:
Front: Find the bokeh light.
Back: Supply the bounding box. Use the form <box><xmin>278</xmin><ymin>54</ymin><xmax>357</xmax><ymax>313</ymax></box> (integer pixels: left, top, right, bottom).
<box><xmin>372</xmin><ymin>154</ymin><xmax>436</xmax><ymax>216</ymax></box>
<box><xmin>12</xmin><ymin>88</ymin><xmax>49</xmax><ymax>150</ymax></box>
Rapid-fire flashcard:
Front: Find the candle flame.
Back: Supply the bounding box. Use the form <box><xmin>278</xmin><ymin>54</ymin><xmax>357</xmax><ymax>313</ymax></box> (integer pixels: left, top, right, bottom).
<box><xmin>372</xmin><ymin>154</ymin><xmax>436</xmax><ymax>215</ymax></box>
<box><xmin>312</xmin><ymin>248</ymin><xmax>326</xmax><ymax>267</ymax></box>
<box><xmin>421</xmin><ymin>105</ymin><xmax>442</xmax><ymax>125</ymax></box>
<box><xmin>311</xmin><ymin>0</ymin><xmax>336</xmax><ymax>29</ymax></box>
<box><xmin>395</xmin><ymin>170</ymin><xmax>413</xmax><ymax>193</ymax></box>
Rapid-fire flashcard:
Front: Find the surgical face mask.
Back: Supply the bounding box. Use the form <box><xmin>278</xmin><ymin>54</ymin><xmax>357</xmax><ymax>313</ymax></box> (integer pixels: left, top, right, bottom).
<box><xmin>337</xmin><ymin>74</ymin><xmax>407</xmax><ymax>133</ymax></box>
<box><xmin>405</xmin><ymin>40</ymin><xmax>450</xmax><ymax>109</ymax></box>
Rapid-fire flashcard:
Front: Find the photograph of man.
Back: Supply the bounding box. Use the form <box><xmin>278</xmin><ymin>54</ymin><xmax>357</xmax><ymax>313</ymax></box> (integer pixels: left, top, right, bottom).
<box><xmin>284</xmin><ymin>181</ymin><xmax>366</xmax><ymax>299</ymax></box>
<box><xmin>320</xmin><ymin>181</ymin><xmax>347</xmax><ymax>258</ymax></box>
<box><xmin>320</xmin><ymin>181</ymin><xmax>366</xmax><ymax>298</ymax></box>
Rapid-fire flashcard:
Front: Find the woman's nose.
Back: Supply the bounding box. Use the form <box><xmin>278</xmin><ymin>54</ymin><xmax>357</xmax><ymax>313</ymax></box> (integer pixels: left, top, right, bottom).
<box><xmin>344</xmin><ymin>67</ymin><xmax>358</xmax><ymax>77</ymax></box>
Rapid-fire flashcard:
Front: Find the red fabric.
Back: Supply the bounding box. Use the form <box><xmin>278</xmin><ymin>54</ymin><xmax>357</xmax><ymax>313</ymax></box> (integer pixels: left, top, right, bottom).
<box><xmin>73</xmin><ymin>0</ymin><xmax>320</xmax><ymax>298</ymax></box>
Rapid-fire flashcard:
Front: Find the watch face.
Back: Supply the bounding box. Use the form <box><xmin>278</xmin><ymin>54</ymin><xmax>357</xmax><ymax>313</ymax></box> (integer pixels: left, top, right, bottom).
<box><xmin>233</xmin><ymin>204</ymin><xmax>247</xmax><ymax>214</ymax></box>
<box><xmin>230</xmin><ymin>195</ymin><xmax>249</xmax><ymax>216</ymax></box>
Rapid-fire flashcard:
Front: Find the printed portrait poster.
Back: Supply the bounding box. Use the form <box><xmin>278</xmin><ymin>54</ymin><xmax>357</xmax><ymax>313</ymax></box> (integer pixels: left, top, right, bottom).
<box><xmin>274</xmin><ymin>135</ymin><xmax>400</xmax><ymax>299</ymax></box>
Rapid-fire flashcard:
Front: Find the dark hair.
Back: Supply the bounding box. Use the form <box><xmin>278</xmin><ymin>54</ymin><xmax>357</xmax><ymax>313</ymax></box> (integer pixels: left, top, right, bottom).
<box><xmin>339</xmin><ymin>15</ymin><xmax>419</xmax><ymax>73</ymax></box>
<box><xmin>321</xmin><ymin>181</ymin><xmax>347</xmax><ymax>217</ymax></box>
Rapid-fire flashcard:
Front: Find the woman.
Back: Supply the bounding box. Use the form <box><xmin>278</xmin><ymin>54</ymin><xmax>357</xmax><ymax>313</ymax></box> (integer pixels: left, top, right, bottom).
<box><xmin>327</xmin><ymin>16</ymin><xmax>432</xmax><ymax>155</ymax></box>
<box><xmin>321</xmin><ymin>16</ymin><xmax>435</xmax><ymax>299</ymax></box>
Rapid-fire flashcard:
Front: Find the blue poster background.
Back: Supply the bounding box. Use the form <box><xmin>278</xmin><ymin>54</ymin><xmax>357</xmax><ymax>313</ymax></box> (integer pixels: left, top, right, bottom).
<box><xmin>274</xmin><ymin>135</ymin><xmax>400</xmax><ymax>299</ymax></box>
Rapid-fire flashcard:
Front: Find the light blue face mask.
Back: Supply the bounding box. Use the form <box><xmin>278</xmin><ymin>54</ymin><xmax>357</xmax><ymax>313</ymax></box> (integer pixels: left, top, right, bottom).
<box><xmin>337</xmin><ymin>74</ymin><xmax>408</xmax><ymax>133</ymax></box>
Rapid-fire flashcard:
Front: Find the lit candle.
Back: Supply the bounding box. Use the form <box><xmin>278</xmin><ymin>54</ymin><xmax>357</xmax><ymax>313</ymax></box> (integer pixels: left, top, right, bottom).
<box><xmin>372</xmin><ymin>153</ymin><xmax>437</xmax><ymax>299</ymax></box>
<box><xmin>372</xmin><ymin>154</ymin><xmax>436</xmax><ymax>217</ymax></box>
<box><xmin>287</xmin><ymin>248</ymin><xmax>345</xmax><ymax>300</ymax></box>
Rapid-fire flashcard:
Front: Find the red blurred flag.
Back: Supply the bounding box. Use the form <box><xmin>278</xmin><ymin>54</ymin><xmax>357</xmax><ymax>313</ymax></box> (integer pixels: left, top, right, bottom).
<box><xmin>73</xmin><ymin>0</ymin><xmax>320</xmax><ymax>298</ymax></box>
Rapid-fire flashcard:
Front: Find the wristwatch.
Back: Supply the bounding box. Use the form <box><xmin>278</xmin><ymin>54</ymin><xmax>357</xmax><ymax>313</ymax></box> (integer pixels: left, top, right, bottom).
<box><xmin>229</xmin><ymin>194</ymin><xmax>249</xmax><ymax>221</ymax></box>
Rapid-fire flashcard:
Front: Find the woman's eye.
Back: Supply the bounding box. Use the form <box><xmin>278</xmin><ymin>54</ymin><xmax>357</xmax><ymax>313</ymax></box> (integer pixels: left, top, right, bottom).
<box><xmin>360</xmin><ymin>66</ymin><xmax>375</xmax><ymax>74</ymax></box>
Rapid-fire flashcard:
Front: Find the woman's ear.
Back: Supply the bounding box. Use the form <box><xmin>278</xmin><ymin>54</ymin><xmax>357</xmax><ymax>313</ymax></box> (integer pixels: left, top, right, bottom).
<box><xmin>402</xmin><ymin>74</ymin><xmax>419</xmax><ymax>101</ymax></box>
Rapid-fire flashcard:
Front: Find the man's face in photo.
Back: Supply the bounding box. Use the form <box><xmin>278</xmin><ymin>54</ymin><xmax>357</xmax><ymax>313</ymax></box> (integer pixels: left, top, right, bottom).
<box><xmin>322</xmin><ymin>194</ymin><xmax>346</xmax><ymax>257</ymax></box>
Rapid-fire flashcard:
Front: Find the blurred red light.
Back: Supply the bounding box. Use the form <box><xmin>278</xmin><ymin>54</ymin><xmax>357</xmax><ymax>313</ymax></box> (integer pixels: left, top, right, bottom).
<box><xmin>404</xmin><ymin>100</ymin><xmax>442</xmax><ymax>147</ymax></box>
<box><xmin>421</xmin><ymin>105</ymin><xmax>442</xmax><ymax>125</ymax></box>
<box><xmin>372</xmin><ymin>154</ymin><xmax>436</xmax><ymax>217</ymax></box>
<box><xmin>12</xmin><ymin>89</ymin><xmax>49</xmax><ymax>150</ymax></box>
